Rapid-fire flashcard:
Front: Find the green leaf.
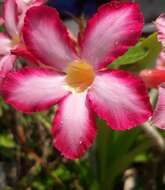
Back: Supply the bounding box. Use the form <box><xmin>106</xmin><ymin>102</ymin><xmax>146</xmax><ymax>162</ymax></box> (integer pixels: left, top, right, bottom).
<box><xmin>137</xmin><ymin>32</ymin><xmax>162</xmax><ymax>69</ymax></box>
<box><xmin>0</xmin><ymin>134</ymin><xmax>15</xmax><ymax>148</ymax></box>
<box><xmin>32</xmin><ymin>181</ymin><xmax>45</xmax><ymax>190</ymax></box>
<box><xmin>122</xmin><ymin>33</ymin><xmax>162</xmax><ymax>72</ymax></box>
<box><xmin>110</xmin><ymin>43</ymin><xmax>149</xmax><ymax>68</ymax></box>
<box><xmin>51</xmin><ymin>165</ymin><xmax>72</xmax><ymax>181</ymax></box>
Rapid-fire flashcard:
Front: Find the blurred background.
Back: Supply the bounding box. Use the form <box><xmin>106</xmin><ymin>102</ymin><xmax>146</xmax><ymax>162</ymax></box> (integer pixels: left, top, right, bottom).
<box><xmin>47</xmin><ymin>0</ymin><xmax>165</xmax><ymax>36</ymax></box>
<box><xmin>48</xmin><ymin>0</ymin><xmax>165</xmax><ymax>22</ymax></box>
<box><xmin>0</xmin><ymin>0</ymin><xmax>165</xmax><ymax>190</ymax></box>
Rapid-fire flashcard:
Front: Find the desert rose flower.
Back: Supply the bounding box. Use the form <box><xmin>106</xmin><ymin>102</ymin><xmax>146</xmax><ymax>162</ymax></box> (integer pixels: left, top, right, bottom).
<box><xmin>139</xmin><ymin>14</ymin><xmax>165</xmax><ymax>89</ymax></box>
<box><xmin>147</xmin><ymin>14</ymin><xmax>165</xmax><ymax>129</ymax></box>
<box><xmin>155</xmin><ymin>14</ymin><xmax>165</xmax><ymax>71</ymax></box>
<box><xmin>2</xmin><ymin>3</ymin><xmax>152</xmax><ymax>159</ymax></box>
<box><xmin>0</xmin><ymin>0</ymin><xmax>45</xmax><ymax>84</ymax></box>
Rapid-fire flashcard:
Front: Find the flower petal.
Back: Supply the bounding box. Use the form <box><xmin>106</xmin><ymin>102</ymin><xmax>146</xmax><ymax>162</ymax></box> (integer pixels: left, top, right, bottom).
<box><xmin>80</xmin><ymin>2</ymin><xmax>144</xmax><ymax>70</ymax></box>
<box><xmin>17</xmin><ymin>0</ymin><xmax>45</xmax><ymax>30</ymax></box>
<box><xmin>2</xmin><ymin>67</ymin><xmax>69</xmax><ymax>113</ymax></box>
<box><xmin>155</xmin><ymin>13</ymin><xmax>165</xmax><ymax>47</ymax></box>
<box><xmin>52</xmin><ymin>92</ymin><xmax>96</xmax><ymax>159</ymax></box>
<box><xmin>0</xmin><ymin>54</ymin><xmax>16</xmax><ymax>77</ymax></box>
<box><xmin>0</xmin><ymin>17</ymin><xmax>4</xmax><ymax>26</ymax></box>
<box><xmin>87</xmin><ymin>70</ymin><xmax>152</xmax><ymax>130</ymax></box>
<box><xmin>4</xmin><ymin>0</ymin><xmax>18</xmax><ymax>37</ymax></box>
<box><xmin>0</xmin><ymin>33</ymin><xmax>12</xmax><ymax>55</ymax></box>
<box><xmin>23</xmin><ymin>6</ymin><xmax>77</xmax><ymax>71</ymax></box>
<box><xmin>152</xmin><ymin>84</ymin><xmax>165</xmax><ymax>129</ymax></box>
<box><xmin>156</xmin><ymin>50</ymin><xmax>165</xmax><ymax>70</ymax></box>
<box><xmin>16</xmin><ymin>0</ymin><xmax>45</xmax><ymax>13</ymax></box>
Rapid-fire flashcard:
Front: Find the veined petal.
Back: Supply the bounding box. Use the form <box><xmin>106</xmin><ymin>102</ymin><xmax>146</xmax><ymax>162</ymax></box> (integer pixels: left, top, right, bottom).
<box><xmin>15</xmin><ymin>0</ymin><xmax>27</xmax><ymax>13</ymax></box>
<box><xmin>0</xmin><ymin>33</ymin><xmax>12</xmax><ymax>55</ymax></box>
<box><xmin>16</xmin><ymin>0</ymin><xmax>45</xmax><ymax>13</ymax></box>
<box><xmin>17</xmin><ymin>0</ymin><xmax>46</xmax><ymax>30</ymax></box>
<box><xmin>87</xmin><ymin>70</ymin><xmax>152</xmax><ymax>130</ymax></box>
<box><xmin>52</xmin><ymin>92</ymin><xmax>96</xmax><ymax>159</ymax></box>
<box><xmin>0</xmin><ymin>54</ymin><xmax>16</xmax><ymax>77</ymax></box>
<box><xmin>156</xmin><ymin>50</ymin><xmax>165</xmax><ymax>70</ymax></box>
<box><xmin>80</xmin><ymin>2</ymin><xmax>144</xmax><ymax>70</ymax></box>
<box><xmin>0</xmin><ymin>17</ymin><xmax>4</xmax><ymax>26</ymax></box>
<box><xmin>4</xmin><ymin>0</ymin><xmax>18</xmax><ymax>37</ymax></box>
<box><xmin>155</xmin><ymin>14</ymin><xmax>165</xmax><ymax>47</ymax></box>
<box><xmin>152</xmin><ymin>84</ymin><xmax>165</xmax><ymax>129</ymax></box>
<box><xmin>2</xmin><ymin>67</ymin><xmax>69</xmax><ymax>113</ymax></box>
<box><xmin>23</xmin><ymin>6</ymin><xmax>77</xmax><ymax>71</ymax></box>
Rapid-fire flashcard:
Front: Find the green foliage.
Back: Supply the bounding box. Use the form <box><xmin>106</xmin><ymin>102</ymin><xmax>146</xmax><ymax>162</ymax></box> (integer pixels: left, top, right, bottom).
<box><xmin>138</xmin><ymin>33</ymin><xmax>162</xmax><ymax>69</ymax></box>
<box><xmin>110</xmin><ymin>33</ymin><xmax>162</xmax><ymax>72</ymax></box>
<box><xmin>110</xmin><ymin>43</ymin><xmax>149</xmax><ymax>69</ymax></box>
<box><xmin>0</xmin><ymin>133</ymin><xmax>15</xmax><ymax>148</ymax></box>
<box><xmin>95</xmin><ymin>119</ymin><xmax>152</xmax><ymax>190</ymax></box>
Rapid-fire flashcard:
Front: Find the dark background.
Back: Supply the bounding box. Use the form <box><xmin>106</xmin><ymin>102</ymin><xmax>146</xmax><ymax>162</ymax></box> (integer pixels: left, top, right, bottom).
<box><xmin>48</xmin><ymin>0</ymin><xmax>165</xmax><ymax>22</ymax></box>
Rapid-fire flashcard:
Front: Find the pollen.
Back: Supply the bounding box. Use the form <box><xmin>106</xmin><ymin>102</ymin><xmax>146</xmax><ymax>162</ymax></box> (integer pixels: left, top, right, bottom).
<box><xmin>11</xmin><ymin>35</ymin><xmax>21</xmax><ymax>47</ymax></box>
<box><xmin>66</xmin><ymin>59</ymin><xmax>95</xmax><ymax>92</ymax></box>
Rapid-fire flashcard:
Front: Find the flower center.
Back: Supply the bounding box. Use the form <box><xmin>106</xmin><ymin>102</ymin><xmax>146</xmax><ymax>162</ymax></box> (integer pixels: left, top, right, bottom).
<box><xmin>11</xmin><ymin>35</ymin><xmax>21</xmax><ymax>47</ymax></box>
<box><xmin>66</xmin><ymin>59</ymin><xmax>95</xmax><ymax>92</ymax></box>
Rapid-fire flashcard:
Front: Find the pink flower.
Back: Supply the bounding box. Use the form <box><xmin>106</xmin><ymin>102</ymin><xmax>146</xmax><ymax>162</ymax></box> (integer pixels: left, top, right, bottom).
<box><xmin>0</xmin><ymin>0</ymin><xmax>45</xmax><ymax>83</ymax></box>
<box><xmin>155</xmin><ymin>14</ymin><xmax>165</xmax><ymax>71</ymax></box>
<box><xmin>2</xmin><ymin>3</ymin><xmax>152</xmax><ymax>159</ymax></box>
<box><xmin>139</xmin><ymin>14</ymin><xmax>165</xmax><ymax>89</ymax></box>
<box><xmin>150</xmin><ymin>14</ymin><xmax>165</xmax><ymax>129</ymax></box>
<box><xmin>154</xmin><ymin>13</ymin><xmax>165</xmax><ymax>71</ymax></box>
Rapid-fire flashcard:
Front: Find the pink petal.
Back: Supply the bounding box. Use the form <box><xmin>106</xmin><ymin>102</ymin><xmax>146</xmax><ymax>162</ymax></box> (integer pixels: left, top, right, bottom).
<box><xmin>80</xmin><ymin>2</ymin><xmax>144</xmax><ymax>70</ymax></box>
<box><xmin>0</xmin><ymin>54</ymin><xmax>16</xmax><ymax>77</ymax></box>
<box><xmin>156</xmin><ymin>50</ymin><xmax>165</xmax><ymax>70</ymax></box>
<box><xmin>4</xmin><ymin>0</ymin><xmax>18</xmax><ymax>37</ymax></box>
<box><xmin>155</xmin><ymin>13</ymin><xmax>165</xmax><ymax>47</ymax></box>
<box><xmin>0</xmin><ymin>17</ymin><xmax>4</xmax><ymax>26</ymax></box>
<box><xmin>0</xmin><ymin>33</ymin><xmax>12</xmax><ymax>54</ymax></box>
<box><xmin>23</xmin><ymin>6</ymin><xmax>77</xmax><ymax>71</ymax></box>
<box><xmin>52</xmin><ymin>92</ymin><xmax>96</xmax><ymax>159</ymax></box>
<box><xmin>16</xmin><ymin>0</ymin><xmax>45</xmax><ymax>13</ymax></box>
<box><xmin>87</xmin><ymin>70</ymin><xmax>152</xmax><ymax>130</ymax></box>
<box><xmin>152</xmin><ymin>84</ymin><xmax>165</xmax><ymax>129</ymax></box>
<box><xmin>15</xmin><ymin>0</ymin><xmax>27</xmax><ymax>13</ymax></box>
<box><xmin>2</xmin><ymin>67</ymin><xmax>69</xmax><ymax>113</ymax></box>
<box><xmin>17</xmin><ymin>0</ymin><xmax>45</xmax><ymax>30</ymax></box>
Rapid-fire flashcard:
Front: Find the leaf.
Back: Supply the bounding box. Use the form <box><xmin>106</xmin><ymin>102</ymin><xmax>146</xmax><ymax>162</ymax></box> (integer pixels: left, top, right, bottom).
<box><xmin>110</xmin><ymin>43</ymin><xmax>149</xmax><ymax>68</ymax></box>
<box><xmin>122</xmin><ymin>33</ymin><xmax>162</xmax><ymax>72</ymax></box>
<box><xmin>137</xmin><ymin>33</ymin><xmax>162</xmax><ymax>69</ymax></box>
<box><xmin>51</xmin><ymin>165</ymin><xmax>72</xmax><ymax>181</ymax></box>
<box><xmin>0</xmin><ymin>134</ymin><xmax>15</xmax><ymax>148</ymax></box>
<box><xmin>95</xmin><ymin>119</ymin><xmax>152</xmax><ymax>190</ymax></box>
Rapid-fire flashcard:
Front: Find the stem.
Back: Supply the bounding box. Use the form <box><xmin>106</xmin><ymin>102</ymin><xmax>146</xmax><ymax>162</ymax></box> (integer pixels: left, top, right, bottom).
<box><xmin>142</xmin><ymin>122</ymin><xmax>165</xmax><ymax>153</ymax></box>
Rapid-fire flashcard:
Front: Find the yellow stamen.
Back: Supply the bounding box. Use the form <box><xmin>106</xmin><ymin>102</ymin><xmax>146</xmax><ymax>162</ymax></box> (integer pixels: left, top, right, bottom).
<box><xmin>11</xmin><ymin>35</ymin><xmax>21</xmax><ymax>47</ymax></box>
<box><xmin>66</xmin><ymin>59</ymin><xmax>95</xmax><ymax>92</ymax></box>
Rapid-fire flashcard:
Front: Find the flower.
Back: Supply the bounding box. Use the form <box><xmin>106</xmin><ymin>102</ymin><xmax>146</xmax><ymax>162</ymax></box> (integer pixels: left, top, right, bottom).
<box><xmin>2</xmin><ymin>3</ymin><xmax>152</xmax><ymax>159</ymax></box>
<box><xmin>140</xmin><ymin>14</ymin><xmax>165</xmax><ymax>89</ymax></box>
<box><xmin>0</xmin><ymin>0</ymin><xmax>45</xmax><ymax>84</ymax></box>
<box><xmin>151</xmin><ymin>14</ymin><xmax>165</xmax><ymax>129</ymax></box>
